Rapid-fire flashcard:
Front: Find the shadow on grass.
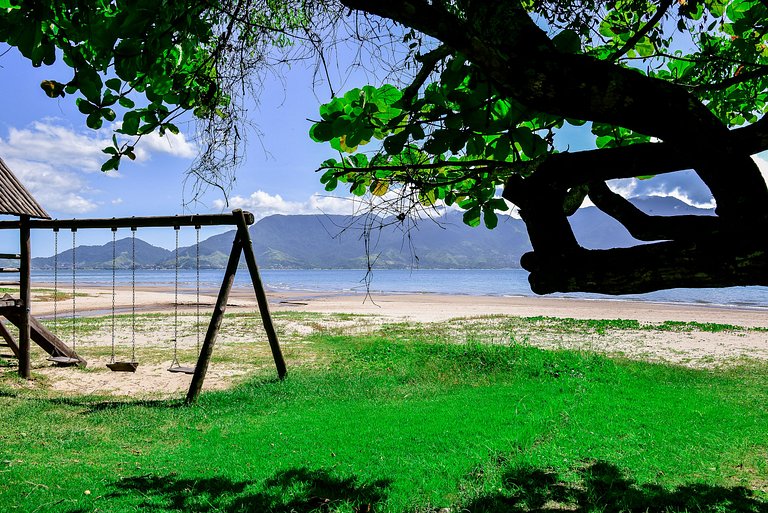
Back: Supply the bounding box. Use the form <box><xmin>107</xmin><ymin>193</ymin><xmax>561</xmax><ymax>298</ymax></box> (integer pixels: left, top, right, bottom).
<box><xmin>468</xmin><ymin>460</ymin><xmax>768</xmax><ymax>512</ymax></box>
<box><xmin>72</xmin><ymin>467</ymin><xmax>390</xmax><ymax>512</ymax></box>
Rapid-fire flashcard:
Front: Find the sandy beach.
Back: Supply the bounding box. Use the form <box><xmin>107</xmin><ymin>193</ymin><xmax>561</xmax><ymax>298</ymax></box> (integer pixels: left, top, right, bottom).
<box><xmin>7</xmin><ymin>284</ymin><xmax>768</xmax><ymax>398</ymax></box>
<box><xmin>27</xmin><ymin>283</ymin><xmax>768</xmax><ymax>327</ymax></box>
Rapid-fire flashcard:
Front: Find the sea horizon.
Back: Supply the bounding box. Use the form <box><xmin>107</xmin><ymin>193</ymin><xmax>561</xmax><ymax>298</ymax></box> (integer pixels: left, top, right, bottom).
<box><xmin>29</xmin><ymin>268</ymin><xmax>768</xmax><ymax>310</ymax></box>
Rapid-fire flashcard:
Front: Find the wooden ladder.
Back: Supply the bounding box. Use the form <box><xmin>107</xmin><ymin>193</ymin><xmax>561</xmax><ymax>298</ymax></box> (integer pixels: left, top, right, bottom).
<box><xmin>0</xmin><ymin>252</ymin><xmax>21</xmax><ymax>361</ymax></box>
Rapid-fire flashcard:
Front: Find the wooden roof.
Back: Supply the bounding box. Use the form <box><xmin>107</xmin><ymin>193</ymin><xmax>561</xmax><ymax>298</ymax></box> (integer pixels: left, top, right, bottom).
<box><xmin>0</xmin><ymin>157</ymin><xmax>49</xmax><ymax>219</ymax></box>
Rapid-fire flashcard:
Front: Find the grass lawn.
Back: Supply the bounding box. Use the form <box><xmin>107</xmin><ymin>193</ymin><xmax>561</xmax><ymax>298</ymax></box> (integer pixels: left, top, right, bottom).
<box><xmin>0</xmin><ymin>316</ymin><xmax>766</xmax><ymax>512</ymax></box>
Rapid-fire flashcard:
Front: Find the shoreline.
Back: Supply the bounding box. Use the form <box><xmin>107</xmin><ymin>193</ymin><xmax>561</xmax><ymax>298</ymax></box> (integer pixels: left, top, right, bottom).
<box><xmin>23</xmin><ymin>283</ymin><xmax>768</xmax><ymax>327</ymax></box>
<box><xmin>12</xmin><ymin>284</ymin><xmax>768</xmax><ymax>398</ymax></box>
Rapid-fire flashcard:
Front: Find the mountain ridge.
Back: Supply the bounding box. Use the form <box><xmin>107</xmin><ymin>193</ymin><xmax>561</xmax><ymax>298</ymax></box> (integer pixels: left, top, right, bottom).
<box><xmin>30</xmin><ymin>196</ymin><xmax>714</xmax><ymax>270</ymax></box>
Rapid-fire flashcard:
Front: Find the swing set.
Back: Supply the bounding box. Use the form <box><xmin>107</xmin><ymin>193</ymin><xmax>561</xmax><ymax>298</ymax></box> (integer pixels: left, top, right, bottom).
<box><xmin>0</xmin><ymin>159</ymin><xmax>286</xmax><ymax>403</ymax></box>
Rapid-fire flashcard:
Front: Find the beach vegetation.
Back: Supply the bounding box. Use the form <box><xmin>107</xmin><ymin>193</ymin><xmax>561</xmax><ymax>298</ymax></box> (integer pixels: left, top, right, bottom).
<box><xmin>2</xmin><ymin>1</ymin><xmax>768</xmax><ymax>294</ymax></box>
<box><xmin>1</xmin><ymin>322</ymin><xmax>767</xmax><ymax>512</ymax></box>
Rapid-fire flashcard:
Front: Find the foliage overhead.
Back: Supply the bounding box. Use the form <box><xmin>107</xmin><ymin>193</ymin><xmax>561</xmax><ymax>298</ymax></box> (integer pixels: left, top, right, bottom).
<box><xmin>3</xmin><ymin>0</ymin><xmax>768</xmax><ymax>293</ymax></box>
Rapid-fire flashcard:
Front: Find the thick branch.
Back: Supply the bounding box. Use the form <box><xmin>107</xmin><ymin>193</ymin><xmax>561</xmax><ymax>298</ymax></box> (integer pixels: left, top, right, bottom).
<box><xmin>502</xmin><ymin>114</ymin><xmax>768</xmax><ymax>191</ymax></box>
<box><xmin>520</xmin><ymin>239</ymin><xmax>768</xmax><ymax>294</ymax></box>
<box><xmin>587</xmin><ymin>181</ymin><xmax>723</xmax><ymax>242</ymax></box>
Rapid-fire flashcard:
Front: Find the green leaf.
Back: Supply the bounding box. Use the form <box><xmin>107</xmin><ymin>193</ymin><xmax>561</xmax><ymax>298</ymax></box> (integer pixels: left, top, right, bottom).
<box><xmin>118</xmin><ymin>97</ymin><xmax>135</xmax><ymax>109</ymax></box>
<box><xmin>105</xmin><ymin>78</ymin><xmax>122</xmax><ymax>91</ymax></box>
<box><xmin>101</xmin><ymin>108</ymin><xmax>116</xmax><ymax>122</ymax></box>
<box><xmin>40</xmin><ymin>80</ymin><xmax>65</xmax><ymax>98</ymax></box>
<box><xmin>86</xmin><ymin>112</ymin><xmax>103</xmax><ymax>130</ymax></box>
<box><xmin>101</xmin><ymin>156</ymin><xmax>120</xmax><ymax>172</ymax></box>
<box><xmin>383</xmin><ymin>131</ymin><xmax>409</xmax><ymax>155</ymax></box>
<box><xmin>77</xmin><ymin>98</ymin><xmax>97</xmax><ymax>115</ymax></box>
<box><xmin>309</xmin><ymin>121</ymin><xmax>334</xmax><ymax>142</ymax></box>
<box><xmin>483</xmin><ymin>208</ymin><xmax>498</xmax><ymax>229</ymax></box>
<box><xmin>463</xmin><ymin>206</ymin><xmax>481</xmax><ymax>227</ymax></box>
<box><xmin>552</xmin><ymin>29</ymin><xmax>581</xmax><ymax>54</ymax></box>
<box><xmin>75</xmin><ymin>67</ymin><xmax>103</xmax><ymax>103</ymax></box>
<box><xmin>120</xmin><ymin>111</ymin><xmax>140</xmax><ymax>134</ymax></box>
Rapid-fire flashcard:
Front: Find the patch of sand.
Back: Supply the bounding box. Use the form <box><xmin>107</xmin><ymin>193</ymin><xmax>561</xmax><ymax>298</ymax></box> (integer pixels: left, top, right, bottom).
<box><xmin>6</xmin><ymin>286</ymin><xmax>767</xmax><ymax>399</ymax></box>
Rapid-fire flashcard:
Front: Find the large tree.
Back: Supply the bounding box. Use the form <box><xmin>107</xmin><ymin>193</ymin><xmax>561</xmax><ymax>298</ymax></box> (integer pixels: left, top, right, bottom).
<box><xmin>2</xmin><ymin>0</ymin><xmax>768</xmax><ymax>294</ymax></box>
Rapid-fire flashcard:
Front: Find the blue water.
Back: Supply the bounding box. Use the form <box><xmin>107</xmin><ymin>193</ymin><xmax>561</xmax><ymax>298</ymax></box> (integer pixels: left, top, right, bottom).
<box><xmin>29</xmin><ymin>268</ymin><xmax>768</xmax><ymax>309</ymax></box>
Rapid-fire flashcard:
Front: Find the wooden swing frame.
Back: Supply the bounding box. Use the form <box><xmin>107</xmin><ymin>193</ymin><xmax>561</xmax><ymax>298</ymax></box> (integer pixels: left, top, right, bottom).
<box><xmin>0</xmin><ymin>209</ymin><xmax>286</xmax><ymax>404</ymax></box>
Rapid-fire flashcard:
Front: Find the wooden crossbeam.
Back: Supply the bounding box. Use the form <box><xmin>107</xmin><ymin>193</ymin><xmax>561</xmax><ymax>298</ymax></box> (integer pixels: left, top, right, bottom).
<box><xmin>0</xmin><ymin>212</ymin><xmax>255</xmax><ymax>230</ymax></box>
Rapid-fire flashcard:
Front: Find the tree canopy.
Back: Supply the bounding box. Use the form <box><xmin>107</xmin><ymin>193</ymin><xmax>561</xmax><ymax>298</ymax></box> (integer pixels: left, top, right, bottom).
<box><xmin>2</xmin><ymin>0</ymin><xmax>768</xmax><ymax>294</ymax></box>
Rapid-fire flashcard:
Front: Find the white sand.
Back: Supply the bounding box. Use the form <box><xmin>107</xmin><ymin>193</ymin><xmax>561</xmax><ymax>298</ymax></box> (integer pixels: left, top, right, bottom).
<box><xmin>6</xmin><ymin>285</ymin><xmax>767</xmax><ymax>399</ymax></box>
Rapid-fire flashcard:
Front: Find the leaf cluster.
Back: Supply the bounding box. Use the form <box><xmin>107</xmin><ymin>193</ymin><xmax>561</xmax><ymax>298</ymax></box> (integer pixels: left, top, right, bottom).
<box><xmin>309</xmin><ymin>0</ymin><xmax>768</xmax><ymax>227</ymax></box>
<box><xmin>309</xmin><ymin>56</ymin><xmax>565</xmax><ymax>228</ymax></box>
<box><xmin>0</xmin><ymin>0</ymin><xmax>313</xmax><ymax>174</ymax></box>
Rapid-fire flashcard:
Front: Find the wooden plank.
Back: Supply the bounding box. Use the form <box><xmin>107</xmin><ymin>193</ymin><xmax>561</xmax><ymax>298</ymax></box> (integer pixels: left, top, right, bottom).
<box><xmin>0</xmin><ymin>320</ymin><xmax>19</xmax><ymax>357</ymax></box>
<box><xmin>185</xmin><ymin>233</ymin><xmax>244</xmax><ymax>404</ymax></box>
<box><xmin>18</xmin><ymin>215</ymin><xmax>30</xmax><ymax>379</ymax></box>
<box><xmin>0</xmin><ymin>211</ymin><xmax>255</xmax><ymax>231</ymax></box>
<box><xmin>3</xmin><ymin>311</ymin><xmax>86</xmax><ymax>366</ymax></box>
<box><xmin>234</xmin><ymin>209</ymin><xmax>287</xmax><ymax>380</ymax></box>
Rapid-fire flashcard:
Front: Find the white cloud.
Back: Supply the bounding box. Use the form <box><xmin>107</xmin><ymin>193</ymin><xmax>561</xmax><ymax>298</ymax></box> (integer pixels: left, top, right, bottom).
<box><xmin>607</xmin><ymin>173</ymin><xmax>716</xmax><ymax>209</ymax></box>
<box><xmin>132</xmin><ymin>129</ymin><xmax>197</xmax><ymax>159</ymax></box>
<box><xmin>4</xmin><ymin>158</ymin><xmax>98</xmax><ymax>214</ymax></box>
<box><xmin>213</xmin><ymin>190</ymin><xmax>357</xmax><ymax>220</ymax></box>
<box><xmin>0</xmin><ymin>120</ymin><xmax>197</xmax><ymax>214</ymax></box>
<box><xmin>752</xmin><ymin>154</ymin><xmax>768</xmax><ymax>185</ymax></box>
<box><xmin>0</xmin><ymin>121</ymin><xmax>112</xmax><ymax>172</ymax></box>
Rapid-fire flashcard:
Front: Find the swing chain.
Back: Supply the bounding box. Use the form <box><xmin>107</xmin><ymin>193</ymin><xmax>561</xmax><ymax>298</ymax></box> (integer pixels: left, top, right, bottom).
<box><xmin>172</xmin><ymin>226</ymin><xmax>180</xmax><ymax>367</ymax></box>
<box><xmin>196</xmin><ymin>225</ymin><xmax>200</xmax><ymax>354</ymax></box>
<box><xmin>131</xmin><ymin>227</ymin><xmax>137</xmax><ymax>363</ymax></box>
<box><xmin>71</xmin><ymin>228</ymin><xmax>76</xmax><ymax>352</ymax></box>
<box><xmin>110</xmin><ymin>228</ymin><xmax>116</xmax><ymax>364</ymax></box>
<box><xmin>53</xmin><ymin>228</ymin><xmax>58</xmax><ymax>335</ymax></box>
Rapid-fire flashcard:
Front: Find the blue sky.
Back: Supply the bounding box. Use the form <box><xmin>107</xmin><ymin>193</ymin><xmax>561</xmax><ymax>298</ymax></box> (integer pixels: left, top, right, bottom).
<box><xmin>0</xmin><ymin>46</ymin><xmax>360</xmax><ymax>254</ymax></box>
<box><xmin>1</xmin><ymin>43</ymin><xmax>767</xmax><ymax>257</ymax></box>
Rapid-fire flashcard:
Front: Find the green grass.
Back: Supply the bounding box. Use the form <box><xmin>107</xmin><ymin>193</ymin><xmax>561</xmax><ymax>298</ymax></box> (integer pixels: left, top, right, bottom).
<box><xmin>1</xmin><ymin>327</ymin><xmax>767</xmax><ymax>512</ymax></box>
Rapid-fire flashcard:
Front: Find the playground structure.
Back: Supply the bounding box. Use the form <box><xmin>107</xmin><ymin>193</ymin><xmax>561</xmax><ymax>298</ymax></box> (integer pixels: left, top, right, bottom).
<box><xmin>0</xmin><ymin>158</ymin><xmax>286</xmax><ymax>403</ymax></box>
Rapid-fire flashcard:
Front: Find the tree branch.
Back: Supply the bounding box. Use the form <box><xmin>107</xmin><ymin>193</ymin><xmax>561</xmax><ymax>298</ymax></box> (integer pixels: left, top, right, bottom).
<box><xmin>691</xmin><ymin>66</ymin><xmax>768</xmax><ymax>92</ymax></box>
<box><xmin>587</xmin><ymin>181</ymin><xmax>723</xmax><ymax>242</ymax></box>
<box><xmin>520</xmin><ymin>239</ymin><xmax>768</xmax><ymax>294</ymax></box>
<box><xmin>609</xmin><ymin>0</ymin><xmax>672</xmax><ymax>61</ymax></box>
<box><xmin>400</xmin><ymin>44</ymin><xmax>452</xmax><ymax>107</ymax></box>
<box><xmin>501</xmin><ymin>114</ymin><xmax>768</xmax><ymax>192</ymax></box>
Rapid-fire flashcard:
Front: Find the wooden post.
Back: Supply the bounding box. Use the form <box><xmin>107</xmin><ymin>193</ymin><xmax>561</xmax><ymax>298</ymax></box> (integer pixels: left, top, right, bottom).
<box><xmin>234</xmin><ymin>209</ymin><xmax>287</xmax><ymax>379</ymax></box>
<box><xmin>18</xmin><ymin>215</ymin><xmax>30</xmax><ymax>379</ymax></box>
<box><xmin>186</xmin><ymin>232</ymin><xmax>244</xmax><ymax>404</ymax></box>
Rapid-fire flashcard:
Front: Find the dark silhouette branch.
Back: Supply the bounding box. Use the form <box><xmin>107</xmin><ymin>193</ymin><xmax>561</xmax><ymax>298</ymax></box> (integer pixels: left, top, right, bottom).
<box><xmin>587</xmin><ymin>181</ymin><xmax>723</xmax><ymax>242</ymax></box>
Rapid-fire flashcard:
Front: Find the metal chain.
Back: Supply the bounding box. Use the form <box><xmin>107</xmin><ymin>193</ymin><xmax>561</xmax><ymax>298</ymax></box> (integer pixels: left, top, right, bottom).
<box><xmin>196</xmin><ymin>225</ymin><xmax>200</xmax><ymax>354</ymax></box>
<box><xmin>53</xmin><ymin>229</ymin><xmax>58</xmax><ymax>335</ymax></box>
<box><xmin>111</xmin><ymin>228</ymin><xmax>116</xmax><ymax>363</ymax></box>
<box><xmin>172</xmin><ymin>226</ymin><xmax>180</xmax><ymax>366</ymax></box>
<box><xmin>131</xmin><ymin>228</ymin><xmax>136</xmax><ymax>362</ymax></box>
<box><xmin>71</xmin><ymin>229</ymin><xmax>76</xmax><ymax>352</ymax></box>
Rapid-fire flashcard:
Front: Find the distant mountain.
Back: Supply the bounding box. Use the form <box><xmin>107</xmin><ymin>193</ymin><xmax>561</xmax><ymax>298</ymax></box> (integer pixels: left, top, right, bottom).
<box><xmin>30</xmin><ymin>196</ymin><xmax>715</xmax><ymax>270</ymax></box>
<box><xmin>33</xmin><ymin>237</ymin><xmax>173</xmax><ymax>269</ymax></box>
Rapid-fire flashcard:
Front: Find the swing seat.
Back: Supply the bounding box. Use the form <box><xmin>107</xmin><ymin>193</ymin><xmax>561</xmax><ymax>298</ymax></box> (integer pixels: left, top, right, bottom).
<box><xmin>107</xmin><ymin>361</ymin><xmax>139</xmax><ymax>372</ymax></box>
<box><xmin>47</xmin><ymin>355</ymin><xmax>80</xmax><ymax>366</ymax></box>
<box><xmin>168</xmin><ymin>365</ymin><xmax>195</xmax><ymax>375</ymax></box>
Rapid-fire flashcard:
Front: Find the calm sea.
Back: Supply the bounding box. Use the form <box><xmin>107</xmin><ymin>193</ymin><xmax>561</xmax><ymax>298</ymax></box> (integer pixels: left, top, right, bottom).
<box><xmin>29</xmin><ymin>268</ymin><xmax>768</xmax><ymax>309</ymax></box>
